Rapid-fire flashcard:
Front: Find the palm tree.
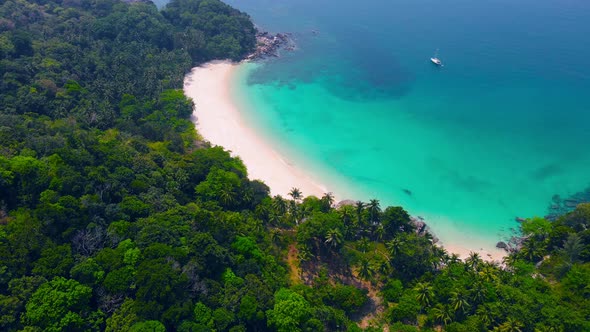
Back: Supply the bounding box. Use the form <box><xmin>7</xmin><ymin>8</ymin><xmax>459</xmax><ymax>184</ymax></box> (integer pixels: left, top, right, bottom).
<box><xmin>250</xmin><ymin>219</ymin><xmax>264</xmax><ymax>234</ymax></box>
<box><xmin>413</xmin><ymin>282</ymin><xmax>434</xmax><ymax>309</ymax></box>
<box><xmin>272</xmin><ymin>195</ymin><xmax>287</xmax><ymax>216</ymax></box>
<box><xmin>219</xmin><ymin>186</ymin><xmax>235</xmax><ymax>207</ymax></box>
<box><xmin>560</xmin><ymin>233</ymin><xmax>583</xmax><ymax>264</ymax></box>
<box><xmin>448</xmin><ymin>253</ymin><xmax>461</xmax><ymax>265</ymax></box>
<box><xmin>431</xmin><ymin>246</ymin><xmax>448</xmax><ymax>270</ymax></box>
<box><xmin>338</xmin><ymin>205</ymin><xmax>355</xmax><ymax>238</ymax></box>
<box><xmin>476</xmin><ymin>304</ymin><xmax>495</xmax><ymax>328</ymax></box>
<box><xmin>297</xmin><ymin>245</ymin><xmax>312</xmax><ymax>262</ymax></box>
<box><xmin>288</xmin><ymin>187</ymin><xmax>302</xmax><ymax>202</ymax></box>
<box><xmin>432</xmin><ymin>303</ymin><xmax>453</xmax><ymax>326</ymax></box>
<box><xmin>325</xmin><ymin>228</ymin><xmax>344</xmax><ymax>249</ymax></box>
<box><xmin>367</xmin><ymin>199</ymin><xmax>381</xmax><ymax>225</ymax></box>
<box><xmin>288</xmin><ymin>200</ymin><xmax>300</xmax><ymax>224</ymax></box>
<box><xmin>374</xmin><ymin>224</ymin><xmax>385</xmax><ymax>242</ymax></box>
<box><xmin>386</xmin><ymin>238</ymin><xmax>404</xmax><ymax>257</ymax></box>
<box><xmin>358</xmin><ymin>237</ymin><xmax>371</xmax><ymax>253</ymax></box>
<box><xmin>450</xmin><ymin>290</ymin><xmax>470</xmax><ymax>315</ymax></box>
<box><xmin>269</xmin><ymin>229</ymin><xmax>282</xmax><ymax>245</ymax></box>
<box><xmin>520</xmin><ymin>238</ymin><xmax>546</xmax><ymax>262</ymax></box>
<box><xmin>320</xmin><ymin>192</ymin><xmax>335</xmax><ymax>211</ymax></box>
<box><xmin>495</xmin><ymin>317</ymin><xmax>523</xmax><ymax>332</ymax></box>
<box><xmin>470</xmin><ymin>281</ymin><xmax>488</xmax><ymax>305</ymax></box>
<box><xmin>466</xmin><ymin>252</ymin><xmax>482</xmax><ymax>271</ymax></box>
<box><xmin>355</xmin><ymin>200</ymin><xmax>365</xmax><ymax>228</ymax></box>
<box><xmin>299</xmin><ymin>203</ymin><xmax>313</xmax><ymax>221</ymax></box>
<box><xmin>269</xmin><ymin>211</ymin><xmax>281</xmax><ymax>226</ymax></box>
<box><xmin>242</xmin><ymin>187</ymin><xmax>253</xmax><ymax>205</ymax></box>
<box><xmin>555</xmin><ymin>234</ymin><xmax>583</xmax><ymax>277</ymax></box>
<box><xmin>502</xmin><ymin>253</ymin><xmax>518</xmax><ymax>267</ymax></box>
<box><xmin>479</xmin><ymin>265</ymin><xmax>499</xmax><ymax>283</ymax></box>
<box><xmin>377</xmin><ymin>257</ymin><xmax>392</xmax><ymax>275</ymax></box>
<box><xmin>357</xmin><ymin>258</ymin><xmax>375</xmax><ymax>281</ymax></box>
<box><xmin>255</xmin><ymin>202</ymin><xmax>269</xmax><ymax>220</ymax></box>
<box><xmin>339</xmin><ymin>205</ymin><xmax>354</xmax><ymax>223</ymax></box>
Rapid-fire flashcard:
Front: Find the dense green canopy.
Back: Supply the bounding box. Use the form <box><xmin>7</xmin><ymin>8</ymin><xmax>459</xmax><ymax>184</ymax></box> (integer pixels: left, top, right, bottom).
<box><xmin>0</xmin><ymin>0</ymin><xmax>589</xmax><ymax>331</ymax></box>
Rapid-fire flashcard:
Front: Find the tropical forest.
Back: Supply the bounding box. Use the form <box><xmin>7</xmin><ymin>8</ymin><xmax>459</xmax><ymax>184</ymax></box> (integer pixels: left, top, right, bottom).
<box><xmin>0</xmin><ymin>0</ymin><xmax>589</xmax><ymax>331</ymax></box>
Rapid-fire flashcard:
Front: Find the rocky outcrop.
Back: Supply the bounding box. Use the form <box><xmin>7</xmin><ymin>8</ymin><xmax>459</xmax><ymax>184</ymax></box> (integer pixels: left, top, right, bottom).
<box><xmin>544</xmin><ymin>188</ymin><xmax>590</xmax><ymax>221</ymax></box>
<box><xmin>246</xmin><ymin>31</ymin><xmax>294</xmax><ymax>60</ymax></box>
<box><xmin>409</xmin><ymin>216</ymin><xmax>438</xmax><ymax>243</ymax></box>
<box><xmin>411</xmin><ymin>216</ymin><xmax>427</xmax><ymax>234</ymax></box>
<box><xmin>335</xmin><ymin>199</ymin><xmax>356</xmax><ymax>209</ymax></box>
<box><xmin>496</xmin><ymin>241</ymin><xmax>508</xmax><ymax>249</ymax></box>
<box><xmin>514</xmin><ymin>187</ymin><xmax>590</xmax><ymax>224</ymax></box>
<box><xmin>498</xmin><ymin>234</ymin><xmax>531</xmax><ymax>253</ymax></box>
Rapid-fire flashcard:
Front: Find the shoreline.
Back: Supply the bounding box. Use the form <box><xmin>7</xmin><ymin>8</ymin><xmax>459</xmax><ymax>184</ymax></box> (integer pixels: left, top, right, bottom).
<box><xmin>442</xmin><ymin>238</ymin><xmax>506</xmax><ymax>262</ymax></box>
<box><xmin>183</xmin><ymin>60</ymin><xmax>506</xmax><ymax>263</ymax></box>
<box><xmin>183</xmin><ymin>61</ymin><xmax>331</xmax><ymax>200</ymax></box>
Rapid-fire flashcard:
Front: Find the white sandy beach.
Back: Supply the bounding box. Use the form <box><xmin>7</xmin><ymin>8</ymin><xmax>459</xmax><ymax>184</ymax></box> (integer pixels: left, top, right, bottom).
<box><xmin>445</xmin><ymin>243</ymin><xmax>505</xmax><ymax>262</ymax></box>
<box><xmin>183</xmin><ymin>61</ymin><xmax>330</xmax><ymax>200</ymax></box>
<box><xmin>183</xmin><ymin>61</ymin><xmax>506</xmax><ymax>263</ymax></box>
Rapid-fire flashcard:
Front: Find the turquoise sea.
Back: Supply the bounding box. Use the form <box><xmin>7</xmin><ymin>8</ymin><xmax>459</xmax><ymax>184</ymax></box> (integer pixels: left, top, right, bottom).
<box><xmin>228</xmin><ymin>0</ymin><xmax>590</xmax><ymax>250</ymax></box>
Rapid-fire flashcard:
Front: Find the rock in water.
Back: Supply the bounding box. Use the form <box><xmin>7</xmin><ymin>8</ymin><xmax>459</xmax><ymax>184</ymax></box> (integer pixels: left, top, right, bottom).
<box><xmin>247</xmin><ymin>31</ymin><xmax>294</xmax><ymax>60</ymax></box>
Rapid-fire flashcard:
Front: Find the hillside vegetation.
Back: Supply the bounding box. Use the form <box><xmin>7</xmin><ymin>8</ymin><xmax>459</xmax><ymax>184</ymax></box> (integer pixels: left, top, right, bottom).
<box><xmin>0</xmin><ymin>0</ymin><xmax>589</xmax><ymax>331</ymax></box>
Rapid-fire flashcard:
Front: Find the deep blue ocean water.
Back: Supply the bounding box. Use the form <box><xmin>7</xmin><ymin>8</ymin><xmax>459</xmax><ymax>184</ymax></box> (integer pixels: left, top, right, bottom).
<box><xmin>203</xmin><ymin>0</ymin><xmax>590</xmax><ymax>250</ymax></box>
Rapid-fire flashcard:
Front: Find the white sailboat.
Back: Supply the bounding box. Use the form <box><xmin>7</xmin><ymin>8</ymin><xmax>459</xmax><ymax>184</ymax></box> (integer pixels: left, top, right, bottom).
<box><xmin>431</xmin><ymin>49</ymin><xmax>443</xmax><ymax>66</ymax></box>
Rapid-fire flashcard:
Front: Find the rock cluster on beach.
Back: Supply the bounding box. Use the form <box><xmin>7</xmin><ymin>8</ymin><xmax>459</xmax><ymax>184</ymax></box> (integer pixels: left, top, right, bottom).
<box><xmin>246</xmin><ymin>31</ymin><xmax>294</xmax><ymax>60</ymax></box>
<box><xmin>496</xmin><ymin>235</ymin><xmax>530</xmax><ymax>253</ymax></box>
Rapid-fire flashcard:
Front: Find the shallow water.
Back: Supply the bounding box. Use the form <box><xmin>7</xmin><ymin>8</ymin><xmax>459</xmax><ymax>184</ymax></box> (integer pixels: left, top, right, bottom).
<box><xmin>220</xmin><ymin>0</ymin><xmax>590</xmax><ymax>250</ymax></box>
